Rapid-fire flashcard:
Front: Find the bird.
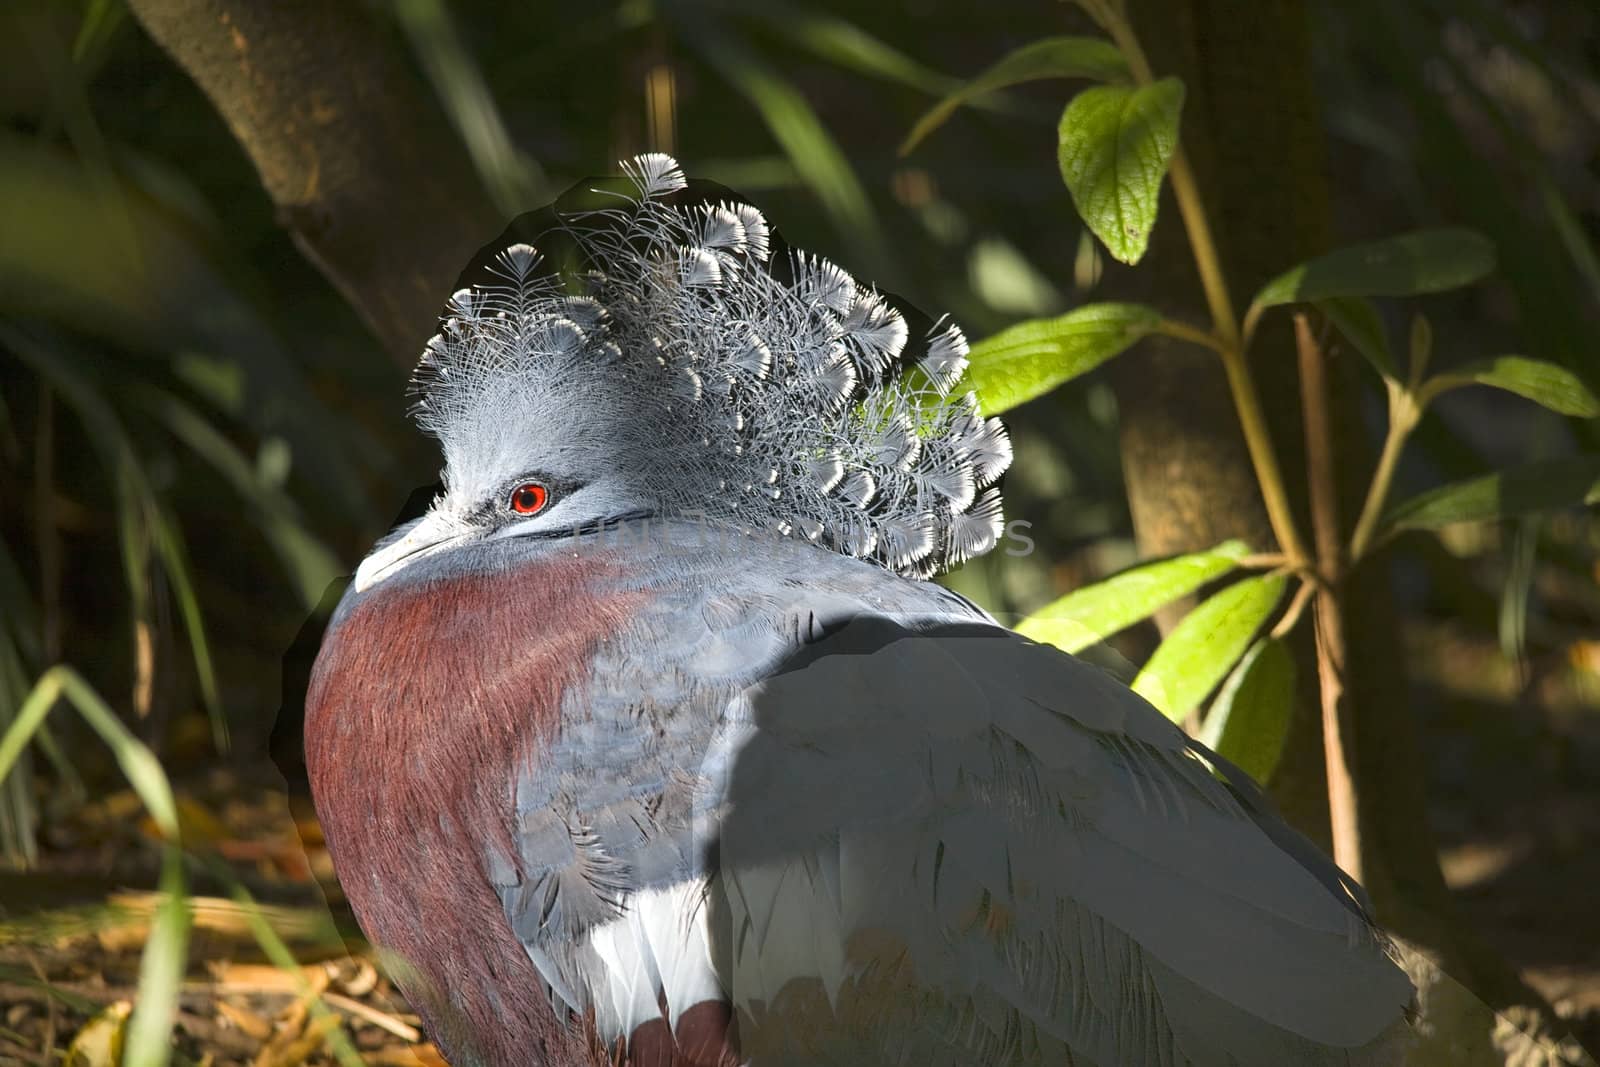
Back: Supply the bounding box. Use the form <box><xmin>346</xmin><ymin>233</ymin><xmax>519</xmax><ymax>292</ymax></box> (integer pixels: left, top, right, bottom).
<box><xmin>304</xmin><ymin>153</ymin><xmax>1414</xmax><ymax>1067</ymax></box>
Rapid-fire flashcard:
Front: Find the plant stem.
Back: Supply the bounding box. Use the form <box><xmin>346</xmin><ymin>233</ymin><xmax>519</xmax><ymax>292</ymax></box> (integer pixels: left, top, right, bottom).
<box><xmin>1347</xmin><ymin>384</ymin><xmax>1420</xmax><ymax>564</ymax></box>
<box><xmin>1294</xmin><ymin>314</ymin><xmax>1364</xmax><ymax>885</ymax></box>
<box><xmin>1270</xmin><ymin>577</ymin><xmax>1316</xmax><ymax>640</ymax></box>
<box><xmin>1153</xmin><ymin>317</ymin><xmax>1226</xmax><ymax>353</ymax></box>
<box><xmin>1096</xmin><ymin>6</ymin><xmax>1310</xmax><ymax>568</ymax></box>
<box><xmin>1098</xmin><ymin>17</ymin><xmax>1239</xmax><ymax>347</ymax></box>
<box><xmin>1216</xmin><ymin>348</ymin><xmax>1311</xmax><ymax>567</ymax></box>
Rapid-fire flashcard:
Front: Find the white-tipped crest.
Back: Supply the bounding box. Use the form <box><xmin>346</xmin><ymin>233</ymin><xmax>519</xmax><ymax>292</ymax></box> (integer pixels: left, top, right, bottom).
<box><xmin>410</xmin><ymin>155</ymin><xmax>1013</xmax><ymax>577</ymax></box>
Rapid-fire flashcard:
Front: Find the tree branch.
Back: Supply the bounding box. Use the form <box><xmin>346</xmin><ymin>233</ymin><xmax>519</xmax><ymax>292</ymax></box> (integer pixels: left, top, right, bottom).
<box><xmin>126</xmin><ymin>0</ymin><xmax>503</xmax><ymax>365</ymax></box>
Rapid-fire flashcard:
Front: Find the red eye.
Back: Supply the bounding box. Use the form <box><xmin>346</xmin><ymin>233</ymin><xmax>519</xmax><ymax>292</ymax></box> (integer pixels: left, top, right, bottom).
<box><xmin>509</xmin><ymin>483</ymin><xmax>548</xmax><ymax>515</ymax></box>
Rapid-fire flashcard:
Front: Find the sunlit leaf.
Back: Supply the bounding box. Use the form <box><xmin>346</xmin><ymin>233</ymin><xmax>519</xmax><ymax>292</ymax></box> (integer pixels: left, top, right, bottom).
<box><xmin>1132</xmin><ymin>574</ymin><xmax>1288</xmax><ymax>722</ymax></box>
<box><xmin>1382</xmin><ymin>456</ymin><xmax>1600</xmax><ymax>533</ymax></box>
<box><xmin>1016</xmin><ymin>540</ymin><xmax>1250</xmax><ymax>654</ymax></box>
<box><xmin>902</xmin><ymin>36</ymin><xmax>1128</xmax><ymax>155</ymax></box>
<box><xmin>1199</xmin><ymin>638</ymin><xmax>1295</xmax><ymax>785</ymax></box>
<box><xmin>65</xmin><ymin>1000</ymin><xmax>129</xmax><ymax>1067</ymax></box>
<box><xmin>1251</xmin><ymin>228</ymin><xmax>1496</xmax><ymax>311</ymax></box>
<box><xmin>1318</xmin><ymin>297</ymin><xmax>1396</xmax><ymax>379</ymax></box>
<box><xmin>1056</xmin><ymin>79</ymin><xmax>1185</xmax><ymax>265</ymax></box>
<box><xmin>1426</xmin><ymin>356</ymin><xmax>1600</xmax><ymax>418</ymax></box>
<box><xmin>964</xmin><ymin>302</ymin><xmax>1161</xmax><ymax>415</ymax></box>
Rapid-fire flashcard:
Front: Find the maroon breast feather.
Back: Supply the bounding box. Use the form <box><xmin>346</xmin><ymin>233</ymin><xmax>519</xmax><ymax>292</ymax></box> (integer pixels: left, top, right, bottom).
<box><xmin>307</xmin><ymin>552</ymin><xmax>736</xmax><ymax>1066</ymax></box>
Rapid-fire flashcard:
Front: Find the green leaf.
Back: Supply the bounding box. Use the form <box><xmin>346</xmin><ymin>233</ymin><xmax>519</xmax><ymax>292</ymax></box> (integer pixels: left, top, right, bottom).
<box><xmin>1427</xmin><ymin>356</ymin><xmax>1600</xmax><ymax>418</ymax></box>
<box><xmin>1252</xmin><ymin>228</ymin><xmax>1496</xmax><ymax>310</ymax></box>
<box><xmin>1132</xmin><ymin>574</ymin><xmax>1288</xmax><ymax>722</ymax></box>
<box><xmin>964</xmin><ymin>302</ymin><xmax>1161</xmax><ymax>414</ymax></box>
<box><xmin>1016</xmin><ymin>540</ymin><xmax>1250</xmax><ymax>654</ymax></box>
<box><xmin>1382</xmin><ymin>456</ymin><xmax>1600</xmax><ymax>532</ymax></box>
<box><xmin>1057</xmin><ymin>78</ymin><xmax>1185</xmax><ymax>265</ymax></box>
<box><xmin>902</xmin><ymin>37</ymin><xmax>1128</xmax><ymax>155</ymax></box>
<box><xmin>1199</xmin><ymin>638</ymin><xmax>1295</xmax><ymax>785</ymax></box>
<box><xmin>1318</xmin><ymin>297</ymin><xmax>1397</xmax><ymax>379</ymax></box>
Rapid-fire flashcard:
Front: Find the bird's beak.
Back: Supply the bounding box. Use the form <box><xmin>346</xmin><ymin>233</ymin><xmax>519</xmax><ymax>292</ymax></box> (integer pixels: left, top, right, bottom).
<box><xmin>352</xmin><ymin>512</ymin><xmax>467</xmax><ymax>592</ymax></box>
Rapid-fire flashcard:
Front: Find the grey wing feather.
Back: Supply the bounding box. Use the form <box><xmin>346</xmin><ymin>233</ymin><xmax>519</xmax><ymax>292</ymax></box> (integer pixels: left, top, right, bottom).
<box><xmin>494</xmin><ymin>531</ymin><xmax>1412</xmax><ymax>1065</ymax></box>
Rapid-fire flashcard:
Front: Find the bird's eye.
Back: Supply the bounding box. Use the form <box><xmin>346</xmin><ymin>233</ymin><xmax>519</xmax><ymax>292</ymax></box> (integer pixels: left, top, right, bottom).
<box><xmin>509</xmin><ymin>483</ymin><xmax>548</xmax><ymax>516</ymax></box>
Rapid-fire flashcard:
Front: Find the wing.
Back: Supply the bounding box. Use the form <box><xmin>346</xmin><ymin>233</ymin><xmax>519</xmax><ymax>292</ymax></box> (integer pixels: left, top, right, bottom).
<box><xmin>492</xmin><ymin>536</ymin><xmax>1412</xmax><ymax>1066</ymax></box>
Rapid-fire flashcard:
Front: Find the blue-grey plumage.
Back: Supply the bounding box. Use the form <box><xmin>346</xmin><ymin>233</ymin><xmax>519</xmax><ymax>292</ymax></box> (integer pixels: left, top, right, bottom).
<box><xmin>310</xmin><ymin>154</ymin><xmax>1414</xmax><ymax>1067</ymax></box>
<box><xmin>480</xmin><ymin>521</ymin><xmax>1412</xmax><ymax>1066</ymax></box>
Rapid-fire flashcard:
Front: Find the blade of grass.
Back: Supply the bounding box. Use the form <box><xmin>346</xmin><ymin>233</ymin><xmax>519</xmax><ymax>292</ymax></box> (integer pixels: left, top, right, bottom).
<box><xmin>139</xmin><ymin>389</ymin><xmax>341</xmax><ymax>610</ymax></box>
<box><xmin>5</xmin><ymin>326</ymin><xmax>228</xmax><ymax>751</ymax></box>
<box><xmin>688</xmin><ymin>19</ymin><xmax>886</xmax><ymax>270</ymax></box>
<box><xmin>392</xmin><ymin>0</ymin><xmax>546</xmax><ymax>215</ymax></box>
<box><xmin>226</xmin><ymin>880</ymin><xmax>365</xmax><ymax>1067</ymax></box>
<box><xmin>738</xmin><ymin>2</ymin><xmax>955</xmax><ymax>97</ymax></box>
<box><xmin>0</xmin><ymin>667</ymin><xmax>189</xmax><ymax>1067</ymax></box>
<box><xmin>147</xmin><ymin>507</ymin><xmax>226</xmax><ymax>751</ymax></box>
<box><xmin>0</xmin><ymin>134</ymin><xmax>377</xmax><ymax>527</ymax></box>
<box><xmin>0</xmin><ymin>632</ymin><xmax>38</xmax><ymax>866</ymax></box>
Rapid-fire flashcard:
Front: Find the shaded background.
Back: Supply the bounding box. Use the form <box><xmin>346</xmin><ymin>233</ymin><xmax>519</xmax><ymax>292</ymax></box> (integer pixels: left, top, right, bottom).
<box><xmin>0</xmin><ymin>0</ymin><xmax>1597</xmax><ymax>1063</ymax></box>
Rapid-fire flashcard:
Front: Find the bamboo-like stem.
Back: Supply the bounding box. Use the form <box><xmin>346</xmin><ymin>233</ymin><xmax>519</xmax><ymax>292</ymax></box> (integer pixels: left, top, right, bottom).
<box><xmin>1347</xmin><ymin>383</ymin><xmax>1420</xmax><ymax>564</ymax></box>
<box><xmin>1293</xmin><ymin>314</ymin><xmax>1364</xmax><ymax>884</ymax></box>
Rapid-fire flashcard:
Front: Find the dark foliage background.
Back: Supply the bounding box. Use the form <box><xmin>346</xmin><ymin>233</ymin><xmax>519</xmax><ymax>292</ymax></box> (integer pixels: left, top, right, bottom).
<box><xmin>0</xmin><ymin>1</ymin><xmax>1596</xmax><ymax>1063</ymax></box>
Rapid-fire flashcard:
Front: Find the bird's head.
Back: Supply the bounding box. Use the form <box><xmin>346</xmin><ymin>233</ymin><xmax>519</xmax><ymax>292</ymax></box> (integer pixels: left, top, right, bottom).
<box><xmin>354</xmin><ymin>153</ymin><xmax>1013</xmax><ymax>592</ymax></box>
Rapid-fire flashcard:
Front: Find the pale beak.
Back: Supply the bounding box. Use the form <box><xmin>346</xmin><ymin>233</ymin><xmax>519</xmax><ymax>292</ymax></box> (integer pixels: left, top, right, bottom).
<box><xmin>352</xmin><ymin>511</ymin><xmax>468</xmax><ymax>592</ymax></box>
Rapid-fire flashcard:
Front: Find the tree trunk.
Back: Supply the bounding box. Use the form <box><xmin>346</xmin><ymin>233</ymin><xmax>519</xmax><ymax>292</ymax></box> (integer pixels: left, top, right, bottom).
<box><xmin>126</xmin><ymin>0</ymin><xmax>502</xmax><ymax>366</ymax></box>
<box><xmin>1110</xmin><ymin>1</ymin><xmax>1587</xmax><ymax>1062</ymax></box>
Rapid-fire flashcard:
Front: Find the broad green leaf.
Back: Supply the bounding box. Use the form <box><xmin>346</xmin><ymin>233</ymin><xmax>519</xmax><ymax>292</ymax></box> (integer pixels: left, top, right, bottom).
<box><xmin>902</xmin><ymin>37</ymin><xmax>1128</xmax><ymax>155</ymax></box>
<box><xmin>1199</xmin><ymin>638</ymin><xmax>1295</xmax><ymax>785</ymax></box>
<box><xmin>964</xmin><ymin>302</ymin><xmax>1161</xmax><ymax>415</ymax></box>
<box><xmin>1318</xmin><ymin>297</ymin><xmax>1397</xmax><ymax>379</ymax></box>
<box><xmin>1057</xmin><ymin>79</ymin><xmax>1185</xmax><ymax>265</ymax></box>
<box><xmin>1382</xmin><ymin>456</ymin><xmax>1600</xmax><ymax>533</ymax></box>
<box><xmin>1016</xmin><ymin>540</ymin><xmax>1249</xmax><ymax>654</ymax></box>
<box><xmin>1132</xmin><ymin>574</ymin><xmax>1288</xmax><ymax>722</ymax></box>
<box><xmin>1252</xmin><ymin>228</ymin><xmax>1496</xmax><ymax>311</ymax></box>
<box><xmin>1427</xmin><ymin>356</ymin><xmax>1600</xmax><ymax>418</ymax></box>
